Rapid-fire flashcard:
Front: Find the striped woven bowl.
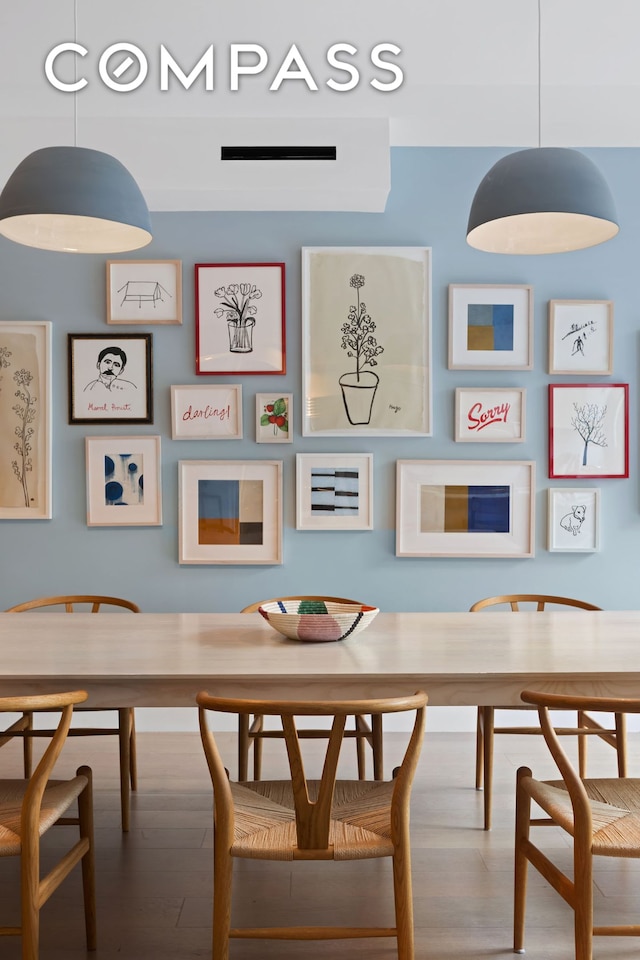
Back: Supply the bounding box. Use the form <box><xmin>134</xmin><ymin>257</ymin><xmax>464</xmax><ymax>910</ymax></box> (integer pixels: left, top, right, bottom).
<box><xmin>258</xmin><ymin>600</ymin><xmax>379</xmax><ymax>642</ymax></box>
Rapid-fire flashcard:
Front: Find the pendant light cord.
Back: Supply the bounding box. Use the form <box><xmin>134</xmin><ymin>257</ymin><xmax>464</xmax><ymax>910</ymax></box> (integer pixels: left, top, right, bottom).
<box><xmin>537</xmin><ymin>0</ymin><xmax>542</xmax><ymax>148</ymax></box>
<box><xmin>73</xmin><ymin>0</ymin><xmax>78</xmax><ymax>147</ymax></box>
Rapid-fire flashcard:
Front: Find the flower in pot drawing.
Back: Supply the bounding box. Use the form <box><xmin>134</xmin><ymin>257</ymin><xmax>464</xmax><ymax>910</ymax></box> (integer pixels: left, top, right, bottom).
<box><xmin>214</xmin><ymin>282</ymin><xmax>263</xmax><ymax>354</ymax></box>
<box><xmin>339</xmin><ymin>274</ymin><xmax>384</xmax><ymax>425</ymax></box>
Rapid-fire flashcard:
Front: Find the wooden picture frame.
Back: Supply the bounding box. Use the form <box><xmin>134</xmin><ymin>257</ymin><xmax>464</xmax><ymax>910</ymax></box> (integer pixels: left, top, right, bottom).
<box><xmin>178</xmin><ymin>460</ymin><xmax>283</xmax><ymax>565</ymax></box>
<box><xmin>455</xmin><ymin>387</ymin><xmax>526</xmax><ymax>442</ymax></box>
<box><xmin>195</xmin><ymin>262</ymin><xmax>286</xmax><ymax>375</ymax></box>
<box><xmin>396</xmin><ymin>459</ymin><xmax>535</xmax><ymax>558</ymax></box>
<box><xmin>255</xmin><ymin>392</ymin><xmax>292</xmax><ymax>443</ymax></box>
<box><xmin>547</xmin><ymin>487</ymin><xmax>600</xmax><ymax>553</ymax></box>
<box><xmin>0</xmin><ymin>320</ymin><xmax>52</xmax><ymax>519</ymax></box>
<box><xmin>86</xmin><ymin>435</ymin><xmax>162</xmax><ymax>526</ymax></box>
<box><xmin>106</xmin><ymin>259</ymin><xmax>182</xmax><ymax>325</ymax></box>
<box><xmin>548</xmin><ymin>383</ymin><xmax>629</xmax><ymax>478</ymax></box>
<box><xmin>302</xmin><ymin>246</ymin><xmax>432</xmax><ymax>437</ymax></box>
<box><xmin>448</xmin><ymin>283</ymin><xmax>533</xmax><ymax>370</ymax></box>
<box><xmin>68</xmin><ymin>333</ymin><xmax>153</xmax><ymax>425</ymax></box>
<box><xmin>548</xmin><ymin>299</ymin><xmax>613</xmax><ymax>375</ymax></box>
<box><xmin>170</xmin><ymin>384</ymin><xmax>243</xmax><ymax>440</ymax></box>
<box><xmin>296</xmin><ymin>453</ymin><xmax>373</xmax><ymax>530</ymax></box>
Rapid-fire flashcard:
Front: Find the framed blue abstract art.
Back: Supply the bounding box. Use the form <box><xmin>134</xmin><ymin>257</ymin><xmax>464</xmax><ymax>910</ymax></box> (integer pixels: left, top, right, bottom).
<box><xmin>85</xmin><ymin>435</ymin><xmax>162</xmax><ymax>526</ymax></box>
<box><xmin>396</xmin><ymin>459</ymin><xmax>535</xmax><ymax>558</ymax></box>
<box><xmin>448</xmin><ymin>284</ymin><xmax>533</xmax><ymax>370</ymax></box>
<box><xmin>179</xmin><ymin>460</ymin><xmax>283</xmax><ymax>564</ymax></box>
<box><xmin>296</xmin><ymin>453</ymin><xmax>373</xmax><ymax>530</ymax></box>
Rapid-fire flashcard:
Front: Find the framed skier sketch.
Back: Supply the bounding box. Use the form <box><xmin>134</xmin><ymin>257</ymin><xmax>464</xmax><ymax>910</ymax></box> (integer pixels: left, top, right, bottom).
<box><xmin>302</xmin><ymin>246</ymin><xmax>432</xmax><ymax>437</ymax></box>
<box><xmin>548</xmin><ymin>383</ymin><xmax>628</xmax><ymax>478</ymax></box>
<box><xmin>548</xmin><ymin>300</ymin><xmax>613</xmax><ymax>375</ymax></box>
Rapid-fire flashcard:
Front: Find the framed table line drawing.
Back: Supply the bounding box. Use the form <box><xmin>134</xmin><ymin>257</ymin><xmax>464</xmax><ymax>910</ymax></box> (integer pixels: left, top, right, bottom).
<box><xmin>547</xmin><ymin>487</ymin><xmax>600</xmax><ymax>553</ymax></box>
<box><xmin>0</xmin><ymin>320</ymin><xmax>52</xmax><ymax>520</ymax></box>
<box><xmin>302</xmin><ymin>246</ymin><xmax>432</xmax><ymax>437</ymax></box>
<box><xmin>296</xmin><ymin>453</ymin><xmax>373</xmax><ymax>531</ymax></box>
<box><xmin>85</xmin><ymin>435</ymin><xmax>162</xmax><ymax>527</ymax></box>
<box><xmin>448</xmin><ymin>283</ymin><xmax>533</xmax><ymax>370</ymax></box>
<box><xmin>256</xmin><ymin>393</ymin><xmax>292</xmax><ymax>443</ymax></box>
<box><xmin>106</xmin><ymin>259</ymin><xmax>182</xmax><ymax>325</ymax></box>
<box><xmin>195</xmin><ymin>262</ymin><xmax>286</xmax><ymax>375</ymax></box>
<box><xmin>455</xmin><ymin>387</ymin><xmax>526</xmax><ymax>442</ymax></box>
<box><xmin>548</xmin><ymin>383</ymin><xmax>628</xmax><ymax>479</ymax></box>
<box><xmin>178</xmin><ymin>459</ymin><xmax>283</xmax><ymax>565</ymax></box>
<box><xmin>68</xmin><ymin>333</ymin><xmax>153</xmax><ymax>425</ymax></box>
<box><xmin>548</xmin><ymin>299</ymin><xmax>613</xmax><ymax>375</ymax></box>
<box><xmin>170</xmin><ymin>384</ymin><xmax>243</xmax><ymax>440</ymax></box>
<box><xmin>396</xmin><ymin>459</ymin><xmax>535</xmax><ymax>558</ymax></box>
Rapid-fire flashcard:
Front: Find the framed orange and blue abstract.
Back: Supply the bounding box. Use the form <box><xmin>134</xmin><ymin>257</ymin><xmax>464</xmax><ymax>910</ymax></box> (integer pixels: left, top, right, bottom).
<box><xmin>178</xmin><ymin>460</ymin><xmax>283</xmax><ymax>564</ymax></box>
<box><xmin>396</xmin><ymin>459</ymin><xmax>535</xmax><ymax>558</ymax></box>
<box><xmin>448</xmin><ymin>284</ymin><xmax>533</xmax><ymax>370</ymax></box>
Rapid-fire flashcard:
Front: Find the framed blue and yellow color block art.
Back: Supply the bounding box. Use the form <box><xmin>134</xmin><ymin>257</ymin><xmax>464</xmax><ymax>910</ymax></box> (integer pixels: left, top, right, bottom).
<box><xmin>179</xmin><ymin>460</ymin><xmax>282</xmax><ymax>564</ymax></box>
<box><xmin>296</xmin><ymin>453</ymin><xmax>373</xmax><ymax>530</ymax></box>
<box><xmin>396</xmin><ymin>460</ymin><xmax>535</xmax><ymax>558</ymax></box>
<box><xmin>448</xmin><ymin>284</ymin><xmax>533</xmax><ymax>370</ymax></box>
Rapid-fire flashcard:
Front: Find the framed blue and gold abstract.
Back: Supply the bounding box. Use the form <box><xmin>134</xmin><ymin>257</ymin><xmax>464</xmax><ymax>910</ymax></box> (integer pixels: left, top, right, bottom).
<box><xmin>296</xmin><ymin>453</ymin><xmax>373</xmax><ymax>530</ymax></box>
<box><xmin>179</xmin><ymin>460</ymin><xmax>282</xmax><ymax>564</ymax></box>
<box><xmin>396</xmin><ymin>460</ymin><xmax>535</xmax><ymax>558</ymax></box>
<box><xmin>448</xmin><ymin>284</ymin><xmax>533</xmax><ymax>370</ymax></box>
<box><xmin>85</xmin><ymin>435</ymin><xmax>162</xmax><ymax>526</ymax></box>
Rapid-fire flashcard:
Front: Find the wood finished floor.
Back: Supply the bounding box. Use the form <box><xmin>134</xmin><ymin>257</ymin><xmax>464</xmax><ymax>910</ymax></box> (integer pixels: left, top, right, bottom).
<box><xmin>1</xmin><ymin>726</ymin><xmax>640</xmax><ymax>960</ymax></box>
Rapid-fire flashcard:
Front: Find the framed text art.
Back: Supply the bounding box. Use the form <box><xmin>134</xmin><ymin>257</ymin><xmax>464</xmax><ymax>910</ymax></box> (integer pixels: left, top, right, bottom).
<box><xmin>195</xmin><ymin>263</ymin><xmax>286</xmax><ymax>375</ymax></box>
<box><xmin>548</xmin><ymin>383</ymin><xmax>628</xmax><ymax>479</ymax></box>
<box><xmin>296</xmin><ymin>453</ymin><xmax>373</xmax><ymax>531</ymax></box>
<box><xmin>170</xmin><ymin>384</ymin><xmax>243</xmax><ymax>440</ymax></box>
<box><xmin>448</xmin><ymin>284</ymin><xmax>533</xmax><ymax>370</ymax></box>
<box><xmin>0</xmin><ymin>320</ymin><xmax>52</xmax><ymax>520</ymax></box>
<box><xmin>106</xmin><ymin>260</ymin><xmax>182</xmax><ymax>325</ymax></box>
<box><xmin>548</xmin><ymin>300</ymin><xmax>613</xmax><ymax>375</ymax></box>
<box><xmin>68</xmin><ymin>333</ymin><xmax>153</xmax><ymax>425</ymax></box>
<box><xmin>547</xmin><ymin>487</ymin><xmax>600</xmax><ymax>553</ymax></box>
<box><xmin>302</xmin><ymin>246</ymin><xmax>432</xmax><ymax>437</ymax></box>
<box><xmin>178</xmin><ymin>460</ymin><xmax>283</xmax><ymax>565</ymax></box>
<box><xmin>256</xmin><ymin>393</ymin><xmax>292</xmax><ymax>443</ymax></box>
<box><xmin>85</xmin><ymin>435</ymin><xmax>162</xmax><ymax>527</ymax></box>
<box><xmin>455</xmin><ymin>387</ymin><xmax>526</xmax><ymax>442</ymax></box>
<box><xmin>396</xmin><ymin>459</ymin><xmax>535</xmax><ymax>558</ymax></box>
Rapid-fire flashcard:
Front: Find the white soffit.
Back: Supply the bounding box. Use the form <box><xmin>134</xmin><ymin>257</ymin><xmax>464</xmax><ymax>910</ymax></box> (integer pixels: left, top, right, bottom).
<box><xmin>83</xmin><ymin>117</ymin><xmax>390</xmax><ymax>212</ymax></box>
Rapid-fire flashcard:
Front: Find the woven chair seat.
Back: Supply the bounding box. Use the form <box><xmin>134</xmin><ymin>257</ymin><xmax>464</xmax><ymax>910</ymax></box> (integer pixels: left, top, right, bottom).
<box><xmin>0</xmin><ymin>775</ymin><xmax>88</xmax><ymax>855</ymax></box>
<box><xmin>230</xmin><ymin>779</ymin><xmax>396</xmax><ymax>860</ymax></box>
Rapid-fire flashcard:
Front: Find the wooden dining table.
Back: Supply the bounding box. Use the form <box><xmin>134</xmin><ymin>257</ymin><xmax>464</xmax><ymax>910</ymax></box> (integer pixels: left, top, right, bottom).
<box><xmin>1</xmin><ymin>609</ymin><xmax>640</xmax><ymax>706</ymax></box>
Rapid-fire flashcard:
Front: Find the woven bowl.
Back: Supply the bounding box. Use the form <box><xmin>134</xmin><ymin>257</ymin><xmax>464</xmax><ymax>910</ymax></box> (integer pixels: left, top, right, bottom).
<box><xmin>258</xmin><ymin>600</ymin><xmax>379</xmax><ymax>643</ymax></box>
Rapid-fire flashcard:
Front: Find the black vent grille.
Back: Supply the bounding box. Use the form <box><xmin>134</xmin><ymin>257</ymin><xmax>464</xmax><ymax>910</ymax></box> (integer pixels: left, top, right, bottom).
<box><xmin>221</xmin><ymin>145</ymin><xmax>337</xmax><ymax>161</ymax></box>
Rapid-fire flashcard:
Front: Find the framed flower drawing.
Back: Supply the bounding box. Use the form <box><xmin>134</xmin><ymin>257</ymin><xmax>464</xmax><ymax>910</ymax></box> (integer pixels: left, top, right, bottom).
<box><xmin>549</xmin><ymin>383</ymin><xmax>628</xmax><ymax>478</ymax></box>
<box><xmin>195</xmin><ymin>263</ymin><xmax>286</xmax><ymax>375</ymax></box>
<box><xmin>256</xmin><ymin>393</ymin><xmax>292</xmax><ymax>443</ymax></box>
<box><xmin>302</xmin><ymin>247</ymin><xmax>432</xmax><ymax>437</ymax></box>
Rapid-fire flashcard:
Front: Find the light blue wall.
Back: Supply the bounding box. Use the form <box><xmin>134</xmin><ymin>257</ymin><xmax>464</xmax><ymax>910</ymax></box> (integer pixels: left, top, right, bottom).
<box><xmin>0</xmin><ymin>147</ymin><xmax>638</xmax><ymax>613</ymax></box>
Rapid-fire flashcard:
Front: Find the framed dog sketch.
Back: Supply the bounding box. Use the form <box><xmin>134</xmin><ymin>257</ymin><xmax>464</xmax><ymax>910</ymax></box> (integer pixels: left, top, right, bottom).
<box><xmin>548</xmin><ymin>300</ymin><xmax>613</xmax><ymax>375</ymax></box>
<box><xmin>448</xmin><ymin>284</ymin><xmax>533</xmax><ymax>370</ymax></box>
<box><xmin>107</xmin><ymin>260</ymin><xmax>182</xmax><ymax>324</ymax></box>
<box><xmin>547</xmin><ymin>487</ymin><xmax>600</xmax><ymax>552</ymax></box>
<box><xmin>549</xmin><ymin>383</ymin><xmax>628</xmax><ymax>478</ymax></box>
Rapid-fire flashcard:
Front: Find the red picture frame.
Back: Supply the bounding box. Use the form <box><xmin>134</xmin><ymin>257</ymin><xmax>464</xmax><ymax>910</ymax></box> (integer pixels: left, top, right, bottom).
<box><xmin>195</xmin><ymin>262</ymin><xmax>286</xmax><ymax>375</ymax></box>
<box><xmin>549</xmin><ymin>383</ymin><xmax>629</xmax><ymax>479</ymax></box>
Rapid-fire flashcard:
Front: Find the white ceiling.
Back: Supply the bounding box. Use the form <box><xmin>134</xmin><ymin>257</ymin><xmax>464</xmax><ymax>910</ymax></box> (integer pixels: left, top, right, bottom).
<box><xmin>2</xmin><ymin>0</ymin><xmax>639</xmax><ymax>209</ymax></box>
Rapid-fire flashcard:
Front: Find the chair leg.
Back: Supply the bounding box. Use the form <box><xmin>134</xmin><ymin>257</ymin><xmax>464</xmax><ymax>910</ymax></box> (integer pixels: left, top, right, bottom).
<box><xmin>392</xmin><ymin>837</ymin><xmax>415</xmax><ymax>960</ymax></box>
<box><xmin>513</xmin><ymin>767</ymin><xmax>531</xmax><ymax>954</ymax></box>
<box><xmin>117</xmin><ymin>708</ymin><xmax>131</xmax><ymax>832</ymax></box>
<box><xmin>372</xmin><ymin>713</ymin><xmax>384</xmax><ymax>780</ymax></box>
<box><xmin>355</xmin><ymin>715</ymin><xmax>367</xmax><ymax>779</ymax></box>
<box><xmin>237</xmin><ymin>714</ymin><xmax>250</xmax><ymax>781</ymax></box>
<box><xmin>577</xmin><ymin>710</ymin><xmax>588</xmax><ymax>778</ymax></box>
<box><xmin>482</xmin><ymin>706</ymin><xmax>494</xmax><ymax>831</ymax></box>
<box><xmin>573</xmin><ymin>837</ymin><xmax>594</xmax><ymax>960</ymax></box>
<box><xmin>20</xmin><ymin>818</ymin><xmax>40</xmax><ymax>960</ymax></box>
<box><xmin>23</xmin><ymin>711</ymin><xmax>33</xmax><ymax>779</ymax></box>
<box><xmin>212</xmin><ymin>838</ymin><xmax>233</xmax><ymax>960</ymax></box>
<box><xmin>615</xmin><ymin>711</ymin><xmax>627</xmax><ymax>777</ymax></box>
<box><xmin>128</xmin><ymin>708</ymin><xmax>138</xmax><ymax>791</ymax></box>
<box><xmin>475</xmin><ymin>706</ymin><xmax>484</xmax><ymax>789</ymax></box>
<box><xmin>252</xmin><ymin>716</ymin><xmax>264</xmax><ymax>780</ymax></box>
<box><xmin>77</xmin><ymin>765</ymin><xmax>97</xmax><ymax>951</ymax></box>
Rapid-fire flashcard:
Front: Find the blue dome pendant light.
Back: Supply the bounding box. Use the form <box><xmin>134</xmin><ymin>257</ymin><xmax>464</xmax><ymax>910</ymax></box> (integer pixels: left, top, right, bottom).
<box><xmin>466</xmin><ymin>1</ymin><xmax>618</xmax><ymax>255</ymax></box>
<box><xmin>0</xmin><ymin>1</ymin><xmax>152</xmax><ymax>254</ymax></box>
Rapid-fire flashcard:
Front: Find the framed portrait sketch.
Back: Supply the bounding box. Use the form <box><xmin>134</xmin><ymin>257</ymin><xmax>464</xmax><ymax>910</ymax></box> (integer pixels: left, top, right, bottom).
<box><xmin>256</xmin><ymin>393</ymin><xmax>292</xmax><ymax>443</ymax></box>
<box><xmin>548</xmin><ymin>300</ymin><xmax>613</xmax><ymax>375</ymax></box>
<box><xmin>179</xmin><ymin>460</ymin><xmax>283</xmax><ymax>565</ymax></box>
<box><xmin>170</xmin><ymin>384</ymin><xmax>243</xmax><ymax>440</ymax></box>
<box><xmin>0</xmin><ymin>320</ymin><xmax>52</xmax><ymax>520</ymax></box>
<box><xmin>547</xmin><ymin>487</ymin><xmax>600</xmax><ymax>553</ymax></box>
<box><xmin>85</xmin><ymin>435</ymin><xmax>162</xmax><ymax>527</ymax></box>
<box><xmin>549</xmin><ymin>383</ymin><xmax>628</xmax><ymax>479</ymax></box>
<box><xmin>455</xmin><ymin>387</ymin><xmax>526</xmax><ymax>442</ymax></box>
<box><xmin>448</xmin><ymin>284</ymin><xmax>533</xmax><ymax>370</ymax></box>
<box><xmin>296</xmin><ymin>453</ymin><xmax>373</xmax><ymax>530</ymax></box>
<box><xmin>195</xmin><ymin>263</ymin><xmax>286</xmax><ymax>375</ymax></box>
<box><xmin>68</xmin><ymin>333</ymin><xmax>153</xmax><ymax>425</ymax></box>
<box><xmin>106</xmin><ymin>260</ymin><xmax>182</xmax><ymax>325</ymax></box>
<box><xmin>302</xmin><ymin>246</ymin><xmax>431</xmax><ymax>437</ymax></box>
<box><xmin>396</xmin><ymin>459</ymin><xmax>535</xmax><ymax>558</ymax></box>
